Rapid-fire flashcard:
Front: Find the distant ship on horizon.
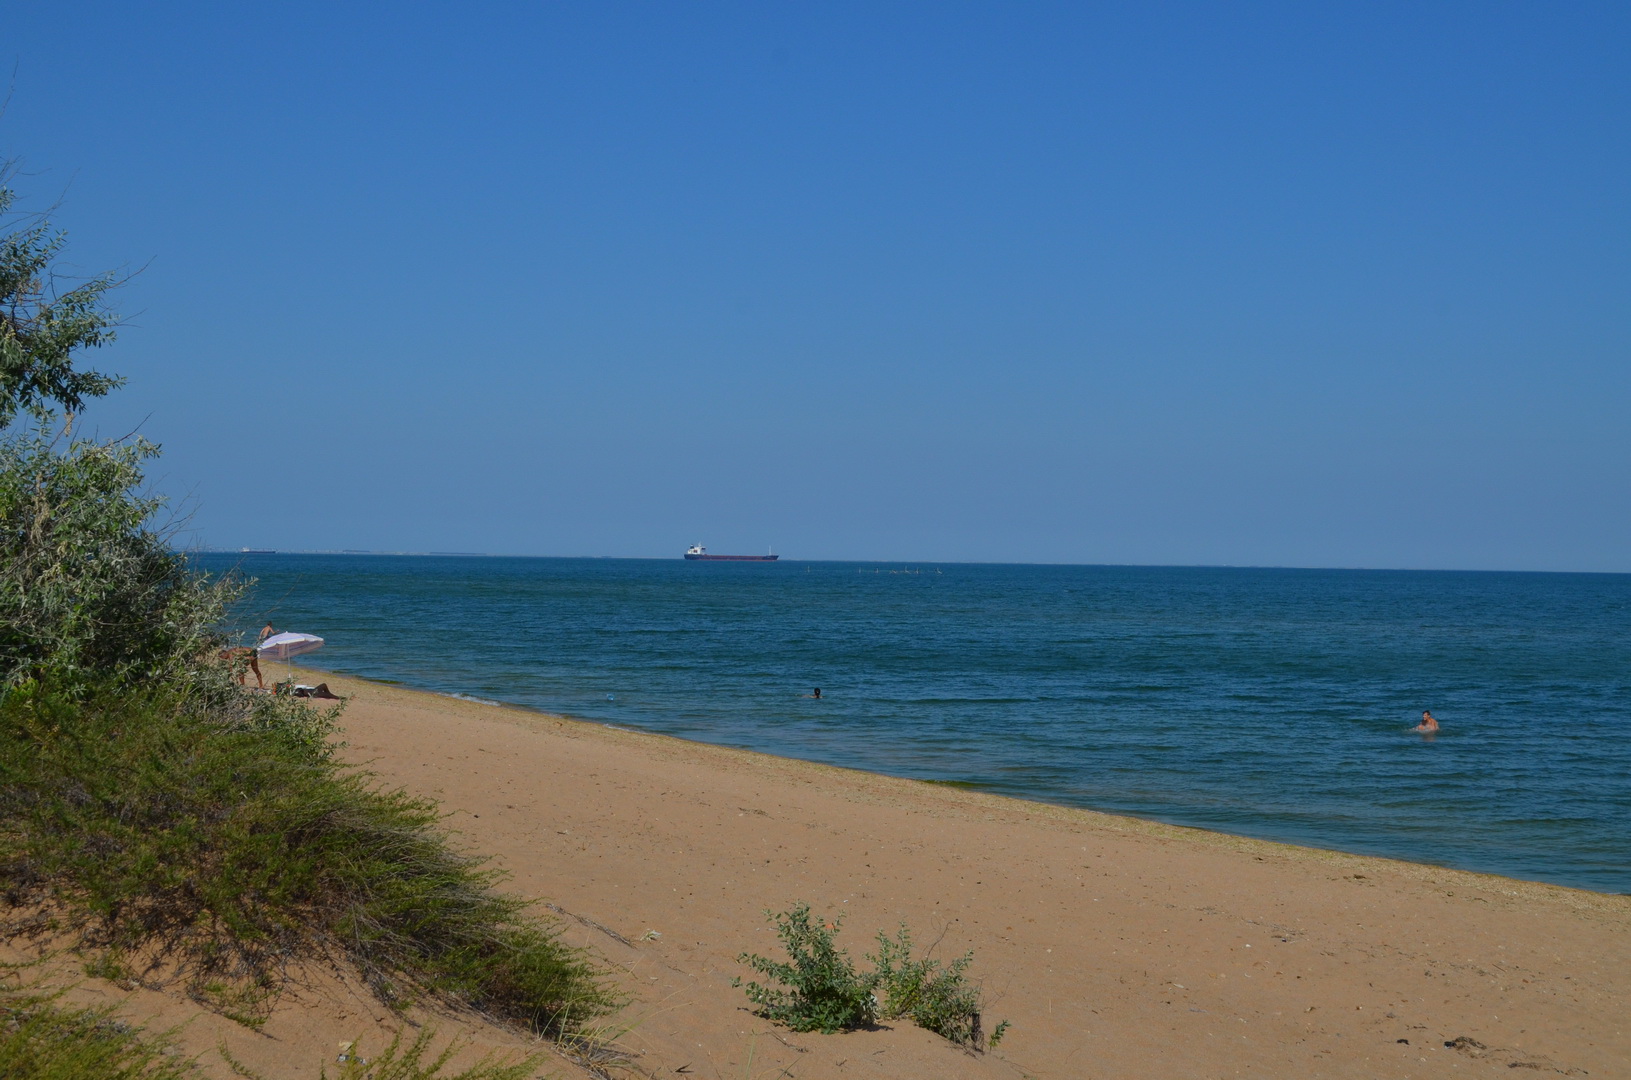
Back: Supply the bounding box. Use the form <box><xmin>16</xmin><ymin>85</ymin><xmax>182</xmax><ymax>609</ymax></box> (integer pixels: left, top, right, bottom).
<box><xmin>684</xmin><ymin>545</ymin><xmax>779</xmax><ymax>562</ymax></box>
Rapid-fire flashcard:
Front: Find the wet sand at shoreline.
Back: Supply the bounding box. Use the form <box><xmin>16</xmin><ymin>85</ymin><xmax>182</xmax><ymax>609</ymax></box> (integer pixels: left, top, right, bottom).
<box><xmin>16</xmin><ymin>668</ymin><xmax>1628</xmax><ymax>1078</ymax></box>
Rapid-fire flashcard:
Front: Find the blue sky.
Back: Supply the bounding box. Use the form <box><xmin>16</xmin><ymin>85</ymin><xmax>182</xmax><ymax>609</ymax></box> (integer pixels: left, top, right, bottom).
<box><xmin>6</xmin><ymin>2</ymin><xmax>1628</xmax><ymax>569</ymax></box>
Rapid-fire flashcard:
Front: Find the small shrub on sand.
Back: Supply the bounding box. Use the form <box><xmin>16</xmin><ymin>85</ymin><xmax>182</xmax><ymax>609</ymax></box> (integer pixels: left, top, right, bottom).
<box><xmin>867</xmin><ymin>923</ymin><xmax>982</xmax><ymax>1044</ymax></box>
<box><xmin>733</xmin><ymin>904</ymin><xmax>875</xmax><ymax>1033</ymax></box>
<box><xmin>735</xmin><ymin>904</ymin><xmax>1004</xmax><ymax>1046</ymax></box>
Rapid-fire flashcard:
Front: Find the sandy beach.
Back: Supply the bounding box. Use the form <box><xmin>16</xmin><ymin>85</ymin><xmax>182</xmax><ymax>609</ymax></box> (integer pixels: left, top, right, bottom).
<box><xmin>19</xmin><ymin>668</ymin><xmax>1628</xmax><ymax>1079</ymax></box>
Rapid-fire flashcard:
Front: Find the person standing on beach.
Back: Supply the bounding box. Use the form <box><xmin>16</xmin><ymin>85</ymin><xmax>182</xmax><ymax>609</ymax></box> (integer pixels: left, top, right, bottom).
<box><xmin>1415</xmin><ymin>710</ymin><xmax>1439</xmax><ymax>732</ymax></box>
<box><xmin>219</xmin><ymin>645</ymin><xmax>264</xmax><ymax>688</ymax></box>
<box><xmin>257</xmin><ymin>622</ymin><xmax>275</xmax><ymax>646</ymax></box>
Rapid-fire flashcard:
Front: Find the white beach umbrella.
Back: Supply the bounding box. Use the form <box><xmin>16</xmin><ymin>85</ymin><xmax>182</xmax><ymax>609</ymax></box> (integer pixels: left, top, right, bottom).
<box><xmin>257</xmin><ymin>631</ymin><xmax>325</xmax><ymax>662</ymax></box>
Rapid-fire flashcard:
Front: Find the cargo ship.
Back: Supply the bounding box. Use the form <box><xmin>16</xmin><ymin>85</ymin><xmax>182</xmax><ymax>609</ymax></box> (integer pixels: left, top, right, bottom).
<box><xmin>684</xmin><ymin>545</ymin><xmax>779</xmax><ymax>562</ymax></box>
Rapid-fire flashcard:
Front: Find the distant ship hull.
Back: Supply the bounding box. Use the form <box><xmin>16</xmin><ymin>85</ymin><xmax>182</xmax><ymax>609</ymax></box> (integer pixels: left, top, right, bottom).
<box><xmin>684</xmin><ymin>552</ymin><xmax>779</xmax><ymax>561</ymax></box>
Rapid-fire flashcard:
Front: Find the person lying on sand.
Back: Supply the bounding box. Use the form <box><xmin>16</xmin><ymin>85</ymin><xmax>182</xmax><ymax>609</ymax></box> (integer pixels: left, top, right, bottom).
<box><xmin>1415</xmin><ymin>710</ymin><xmax>1439</xmax><ymax>733</ymax></box>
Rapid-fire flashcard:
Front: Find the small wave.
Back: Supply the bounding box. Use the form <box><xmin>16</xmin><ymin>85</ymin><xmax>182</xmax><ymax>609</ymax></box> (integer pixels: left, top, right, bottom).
<box><xmin>440</xmin><ymin>691</ymin><xmax>503</xmax><ymax>706</ymax></box>
<box><xmin>895</xmin><ymin>696</ymin><xmax>1039</xmax><ymax>705</ymax></box>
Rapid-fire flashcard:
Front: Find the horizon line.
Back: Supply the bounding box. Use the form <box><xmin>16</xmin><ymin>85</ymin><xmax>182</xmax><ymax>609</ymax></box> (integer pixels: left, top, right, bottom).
<box><xmin>183</xmin><ymin>549</ymin><xmax>1631</xmax><ymax>577</ymax></box>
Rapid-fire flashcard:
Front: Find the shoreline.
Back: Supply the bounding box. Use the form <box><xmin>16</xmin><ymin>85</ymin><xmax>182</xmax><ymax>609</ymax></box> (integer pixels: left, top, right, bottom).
<box><xmin>248</xmin><ymin>662</ymin><xmax>1630</xmax><ymax>1079</ymax></box>
<box><xmin>288</xmin><ymin>662</ymin><xmax>1622</xmax><ymax>904</ymax></box>
<box><xmin>15</xmin><ymin>659</ymin><xmax>1626</xmax><ymax>1078</ymax></box>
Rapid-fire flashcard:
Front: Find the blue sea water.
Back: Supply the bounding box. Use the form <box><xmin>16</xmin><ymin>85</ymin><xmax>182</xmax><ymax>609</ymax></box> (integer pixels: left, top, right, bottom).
<box><xmin>196</xmin><ymin>555</ymin><xmax>1631</xmax><ymax>894</ymax></box>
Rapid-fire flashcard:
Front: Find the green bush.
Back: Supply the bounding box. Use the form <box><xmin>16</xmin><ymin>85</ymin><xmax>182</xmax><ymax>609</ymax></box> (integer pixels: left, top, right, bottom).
<box><xmin>0</xmin><ymin>368</ymin><xmax>615</xmax><ymax>1041</ymax></box>
<box><xmin>0</xmin><ymin>681</ymin><xmax>616</xmax><ymax>1035</ymax></box>
<box><xmin>0</xmin><ymin>433</ymin><xmax>239</xmax><ymax>694</ymax></box>
<box><xmin>0</xmin><ymin>157</ymin><xmax>618</xmax><ymax>1050</ymax></box>
<box><xmin>0</xmin><ymin>161</ymin><xmax>124</xmax><ymax>429</ymax></box>
<box><xmin>735</xmin><ymin>904</ymin><xmax>1004</xmax><ymax>1047</ymax></box>
<box><xmin>0</xmin><ymin>980</ymin><xmax>191</xmax><ymax>1080</ymax></box>
<box><xmin>2</xmin><ymin>166</ymin><xmax>238</xmax><ymax>697</ymax></box>
<box><xmin>868</xmin><ymin>924</ymin><xmax>981</xmax><ymax>1044</ymax></box>
<box><xmin>733</xmin><ymin>904</ymin><xmax>876</xmax><ymax>1034</ymax></box>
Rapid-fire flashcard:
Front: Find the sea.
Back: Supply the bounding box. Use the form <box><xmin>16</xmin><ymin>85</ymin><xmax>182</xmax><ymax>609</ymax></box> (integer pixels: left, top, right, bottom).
<box><xmin>194</xmin><ymin>554</ymin><xmax>1631</xmax><ymax>895</ymax></box>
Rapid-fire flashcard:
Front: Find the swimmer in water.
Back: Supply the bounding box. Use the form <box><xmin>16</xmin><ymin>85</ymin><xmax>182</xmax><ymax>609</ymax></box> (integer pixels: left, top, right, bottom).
<box><xmin>806</xmin><ymin>688</ymin><xmax>822</xmax><ymax>699</ymax></box>
<box><xmin>1414</xmin><ymin>710</ymin><xmax>1439</xmax><ymax>733</ymax></box>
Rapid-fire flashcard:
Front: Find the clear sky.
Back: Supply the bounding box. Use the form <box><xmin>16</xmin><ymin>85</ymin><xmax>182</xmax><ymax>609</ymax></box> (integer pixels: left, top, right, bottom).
<box><xmin>6</xmin><ymin>3</ymin><xmax>1628</xmax><ymax>569</ymax></box>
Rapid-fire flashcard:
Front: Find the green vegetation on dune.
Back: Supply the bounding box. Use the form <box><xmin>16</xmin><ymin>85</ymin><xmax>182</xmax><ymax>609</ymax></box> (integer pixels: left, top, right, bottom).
<box><xmin>0</xmin><ymin>973</ymin><xmax>544</xmax><ymax>1080</ymax></box>
<box><xmin>0</xmin><ymin>159</ymin><xmax>615</xmax><ymax>1062</ymax></box>
<box><xmin>0</xmin><ymin>985</ymin><xmax>192</xmax><ymax>1080</ymax></box>
<box><xmin>0</xmin><ymin>435</ymin><xmax>235</xmax><ymax>696</ymax></box>
<box><xmin>0</xmin><ymin>680</ymin><xmax>614</xmax><ymax>1032</ymax></box>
